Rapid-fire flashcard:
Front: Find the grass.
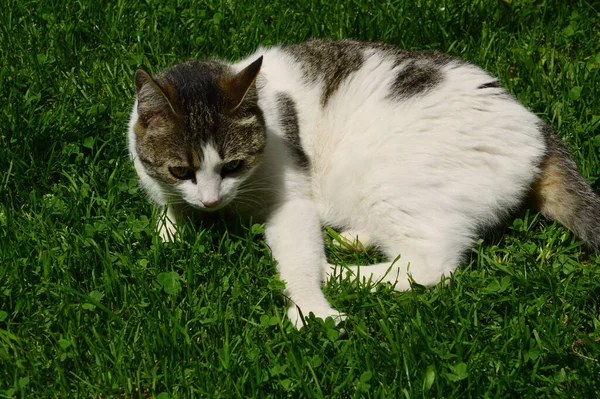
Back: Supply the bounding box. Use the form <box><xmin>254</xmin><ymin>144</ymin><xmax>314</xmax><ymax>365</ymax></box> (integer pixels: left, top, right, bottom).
<box><xmin>1</xmin><ymin>0</ymin><xmax>599</xmax><ymax>397</ymax></box>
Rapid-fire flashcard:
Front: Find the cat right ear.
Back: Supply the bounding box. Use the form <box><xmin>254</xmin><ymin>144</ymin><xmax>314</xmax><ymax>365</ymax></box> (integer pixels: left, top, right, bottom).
<box><xmin>134</xmin><ymin>69</ymin><xmax>177</xmax><ymax>126</ymax></box>
<box><xmin>222</xmin><ymin>56</ymin><xmax>263</xmax><ymax>110</ymax></box>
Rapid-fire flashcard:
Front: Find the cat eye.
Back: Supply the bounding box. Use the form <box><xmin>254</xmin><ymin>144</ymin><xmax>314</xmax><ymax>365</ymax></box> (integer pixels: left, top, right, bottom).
<box><xmin>168</xmin><ymin>166</ymin><xmax>195</xmax><ymax>180</ymax></box>
<box><xmin>221</xmin><ymin>160</ymin><xmax>244</xmax><ymax>175</ymax></box>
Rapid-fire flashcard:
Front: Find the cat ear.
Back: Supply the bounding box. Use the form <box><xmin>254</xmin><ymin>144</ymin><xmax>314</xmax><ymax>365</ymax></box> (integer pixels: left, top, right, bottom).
<box><xmin>134</xmin><ymin>69</ymin><xmax>177</xmax><ymax>125</ymax></box>
<box><xmin>223</xmin><ymin>56</ymin><xmax>263</xmax><ymax>110</ymax></box>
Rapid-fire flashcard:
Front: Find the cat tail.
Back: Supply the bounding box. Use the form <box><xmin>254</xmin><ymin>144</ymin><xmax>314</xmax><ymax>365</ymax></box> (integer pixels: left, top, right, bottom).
<box><xmin>532</xmin><ymin>124</ymin><xmax>600</xmax><ymax>251</ymax></box>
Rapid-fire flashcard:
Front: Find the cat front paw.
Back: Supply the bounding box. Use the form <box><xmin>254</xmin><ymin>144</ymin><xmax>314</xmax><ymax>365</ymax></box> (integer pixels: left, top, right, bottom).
<box><xmin>158</xmin><ymin>219</ymin><xmax>178</xmax><ymax>242</ymax></box>
<box><xmin>287</xmin><ymin>303</ymin><xmax>347</xmax><ymax>329</ymax></box>
<box><xmin>332</xmin><ymin>230</ymin><xmax>373</xmax><ymax>252</ymax></box>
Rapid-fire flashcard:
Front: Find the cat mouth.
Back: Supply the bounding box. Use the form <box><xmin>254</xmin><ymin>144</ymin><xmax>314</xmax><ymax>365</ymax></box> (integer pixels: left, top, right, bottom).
<box><xmin>198</xmin><ymin>204</ymin><xmax>224</xmax><ymax>212</ymax></box>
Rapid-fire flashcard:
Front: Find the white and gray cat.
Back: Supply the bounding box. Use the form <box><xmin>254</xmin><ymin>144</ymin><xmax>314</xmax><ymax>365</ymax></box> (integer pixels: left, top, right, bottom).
<box><xmin>128</xmin><ymin>39</ymin><xmax>599</xmax><ymax>328</ymax></box>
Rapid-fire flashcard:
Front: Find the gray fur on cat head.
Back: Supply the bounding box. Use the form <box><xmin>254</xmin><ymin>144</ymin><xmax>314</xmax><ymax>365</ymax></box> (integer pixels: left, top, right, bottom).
<box><xmin>132</xmin><ymin>57</ymin><xmax>266</xmax><ymax>185</ymax></box>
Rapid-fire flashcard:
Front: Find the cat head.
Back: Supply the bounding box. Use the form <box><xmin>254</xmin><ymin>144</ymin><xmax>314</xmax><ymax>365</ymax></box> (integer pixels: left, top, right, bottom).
<box><xmin>131</xmin><ymin>56</ymin><xmax>265</xmax><ymax>211</ymax></box>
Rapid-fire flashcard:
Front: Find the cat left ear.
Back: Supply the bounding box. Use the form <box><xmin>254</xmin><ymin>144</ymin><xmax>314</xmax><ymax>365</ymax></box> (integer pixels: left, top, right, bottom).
<box><xmin>134</xmin><ymin>69</ymin><xmax>178</xmax><ymax>126</ymax></box>
<box><xmin>222</xmin><ymin>56</ymin><xmax>263</xmax><ymax>110</ymax></box>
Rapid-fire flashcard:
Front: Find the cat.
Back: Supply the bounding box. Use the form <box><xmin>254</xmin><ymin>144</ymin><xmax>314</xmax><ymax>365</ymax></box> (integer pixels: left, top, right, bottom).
<box><xmin>127</xmin><ymin>39</ymin><xmax>600</xmax><ymax>328</ymax></box>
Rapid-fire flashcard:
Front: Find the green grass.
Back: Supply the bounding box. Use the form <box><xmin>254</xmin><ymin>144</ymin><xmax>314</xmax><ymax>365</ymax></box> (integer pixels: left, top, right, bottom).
<box><xmin>1</xmin><ymin>0</ymin><xmax>600</xmax><ymax>397</ymax></box>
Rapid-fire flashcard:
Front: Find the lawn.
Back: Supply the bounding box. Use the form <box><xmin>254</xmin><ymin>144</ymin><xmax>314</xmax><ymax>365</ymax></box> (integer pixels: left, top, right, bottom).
<box><xmin>1</xmin><ymin>0</ymin><xmax>599</xmax><ymax>397</ymax></box>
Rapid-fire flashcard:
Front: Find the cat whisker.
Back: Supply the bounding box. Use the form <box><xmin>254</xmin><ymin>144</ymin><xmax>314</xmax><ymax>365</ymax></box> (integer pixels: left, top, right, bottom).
<box><xmin>234</xmin><ymin>194</ymin><xmax>268</xmax><ymax>206</ymax></box>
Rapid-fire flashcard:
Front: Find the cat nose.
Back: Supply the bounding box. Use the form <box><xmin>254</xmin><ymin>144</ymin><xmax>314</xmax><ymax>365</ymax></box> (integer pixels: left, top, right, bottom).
<box><xmin>202</xmin><ymin>199</ymin><xmax>220</xmax><ymax>208</ymax></box>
